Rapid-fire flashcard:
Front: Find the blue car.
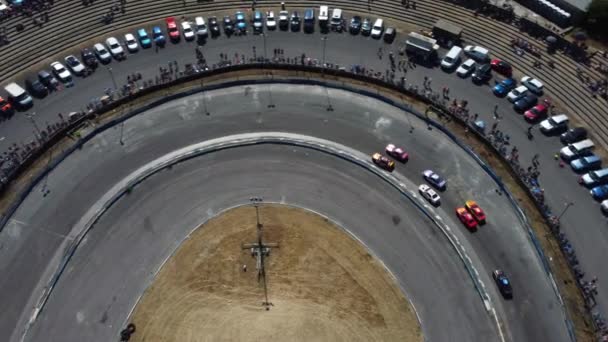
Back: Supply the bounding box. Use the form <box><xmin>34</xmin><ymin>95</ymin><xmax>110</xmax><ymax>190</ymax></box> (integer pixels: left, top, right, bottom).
<box><xmin>571</xmin><ymin>155</ymin><xmax>602</xmax><ymax>173</ymax></box>
<box><xmin>591</xmin><ymin>184</ymin><xmax>608</xmax><ymax>201</ymax></box>
<box><xmin>235</xmin><ymin>11</ymin><xmax>247</xmax><ymax>32</ymax></box>
<box><xmin>423</xmin><ymin>169</ymin><xmax>447</xmax><ymax>191</ymax></box>
<box><xmin>493</xmin><ymin>78</ymin><xmax>516</xmax><ymax>97</ymax></box>
<box><xmin>137</xmin><ymin>29</ymin><xmax>152</xmax><ymax>48</ymax></box>
<box><xmin>152</xmin><ymin>26</ymin><xmax>166</xmax><ymax>46</ymax></box>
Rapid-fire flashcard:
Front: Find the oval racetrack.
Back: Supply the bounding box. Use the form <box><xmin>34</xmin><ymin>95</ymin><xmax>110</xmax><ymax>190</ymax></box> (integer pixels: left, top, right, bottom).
<box><xmin>0</xmin><ymin>85</ymin><xmax>570</xmax><ymax>342</ymax></box>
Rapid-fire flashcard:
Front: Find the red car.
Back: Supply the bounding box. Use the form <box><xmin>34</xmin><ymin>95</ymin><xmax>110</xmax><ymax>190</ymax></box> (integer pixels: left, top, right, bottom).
<box><xmin>490</xmin><ymin>59</ymin><xmax>512</xmax><ymax>77</ymax></box>
<box><xmin>456</xmin><ymin>207</ymin><xmax>477</xmax><ymax>231</ymax></box>
<box><xmin>0</xmin><ymin>96</ymin><xmax>13</xmax><ymax>116</ymax></box>
<box><xmin>372</xmin><ymin>152</ymin><xmax>395</xmax><ymax>172</ymax></box>
<box><xmin>465</xmin><ymin>200</ymin><xmax>486</xmax><ymax>224</ymax></box>
<box><xmin>385</xmin><ymin>144</ymin><xmax>409</xmax><ymax>162</ymax></box>
<box><xmin>523</xmin><ymin>104</ymin><xmax>548</xmax><ymax>123</ymax></box>
<box><xmin>165</xmin><ymin>17</ymin><xmax>180</xmax><ymax>40</ymax></box>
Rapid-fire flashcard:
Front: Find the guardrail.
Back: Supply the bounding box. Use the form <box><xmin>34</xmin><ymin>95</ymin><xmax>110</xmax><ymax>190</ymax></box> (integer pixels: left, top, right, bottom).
<box><xmin>0</xmin><ymin>63</ymin><xmax>596</xmax><ymax>340</ymax></box>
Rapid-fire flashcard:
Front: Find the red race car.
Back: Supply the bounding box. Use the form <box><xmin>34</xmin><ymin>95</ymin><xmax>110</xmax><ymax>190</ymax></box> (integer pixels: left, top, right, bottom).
<box><xmin>465</xmin><ymin>200</ymin><xmax>486</xmax><ymax>224</ymax></box>
<box><xmin>372</xmin><ymin>152</ymin><xmax>395</xmax><ymax>172</ymax></box>
<box><xmin>523</xmin><ymin>104</ymin><xmax>548</xmax><ymax>123</ymax></box>
<box><xmin>456</xmin><ymin>207</ymin><xmax>477</xmax><ymax>231</ymax></box>
<box><xmin>165</xmin><ymin>17</ymin><xmax>180</xmax><ymax>41</ymax></box>
<box><xmin>490</xmin><ymin>59</ymin><xmax>512</xmax><ymax>77</ymax></box>
<box><xmin>385</xmin><ymin>143</ymin><xmax>409</xmax><ymax>162</ymax></box>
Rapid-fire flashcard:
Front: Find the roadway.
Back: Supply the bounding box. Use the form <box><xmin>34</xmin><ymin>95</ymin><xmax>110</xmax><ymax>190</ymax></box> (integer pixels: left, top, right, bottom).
<box><xmin>0</xmin><ymin>84</ymin><xmax>570</xmax><ymax>341</ymax></box>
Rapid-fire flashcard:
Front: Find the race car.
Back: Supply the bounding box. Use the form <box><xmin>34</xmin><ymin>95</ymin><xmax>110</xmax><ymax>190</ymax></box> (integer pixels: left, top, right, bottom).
<box><xmin>422</xmin><ymin>169</ymin><xmax>447</xmax><ymax>191</ymax></box>
<box><xmin>372</xmin><ymin>152</ymin><xmax>395</xmax><ymax>172</ymax></box>
<box><xmin>465</xmin><ymin>200</ymin><xmax>486</xmax><ymax>224</ymax></box>
<box><xmin>385</xmin><ymin>143</ymin><xmax>409</xmax><ymax>162</ymax></box>
<box><xmin>456</xmin><ymin>207</ymin><xmax>477</xmax><ymax>231</ymax></box>
<box><xmin>418</xmin><ymin>184</ymin><xmax>440</xmax><ymax>206</ymax></box>
<box><xmin>492</xmin><ymin>269</ymin><xmax>513</xmax><ymax>299</ymax></box>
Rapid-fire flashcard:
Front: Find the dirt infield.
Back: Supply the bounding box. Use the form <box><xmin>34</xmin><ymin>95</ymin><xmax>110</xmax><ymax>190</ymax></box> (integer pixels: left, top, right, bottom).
<box><xmin>128</xmin><ymin>205</ymin><xmax>422</xmax><ymax>342</ymax></box>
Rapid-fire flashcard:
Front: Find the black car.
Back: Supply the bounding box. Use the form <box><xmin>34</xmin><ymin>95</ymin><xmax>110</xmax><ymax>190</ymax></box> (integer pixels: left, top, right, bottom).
<box><xmin>384</xmin><ymin>27</ymin><xmax>396</xmax><ymax>43</ymax></box>
<box><xmin>37</xmin><ymin>70</ymin><xmax>59</xmax><ymax>90</ymax></box>
<box><xmin>290</xmin><ymin>11</ymin><xmax>301</xmax><ymax>31</ymax></box>
<box><xmin>560</xmin><ymin>127</ymin><xmax>588</xmax><ymax>145</ymax></box>
<box><xmin>81</xmin><ymin>48</ymin><xmax>98</xmax><ymax>69</ymax></box>
<box><xmin>514</xmin><ymin>94</ymin><xmax>538</xmax><ymax>112</ymax></box>
<box><xmin>25</xmin><ymin>78</ymin><xmax>49</xmax><ymax>98</ymax></box>
<box><xmin>208</xmin><ymin>17</ymin><xmax>220</xmax><ymax>37</ymax></box>
<box><xmin>349</xmin><ymin>16</ymin><xmax>362</xmax><ymax>34</ymax></box>
<box><xmin>472</xmin><ymin>64</ymin><xmax>492</xmax><ymax>84</ymax></box>
<box><xmin>223</xmin><ymin>16</ymin><xmax>234</xmax><ymax>35</ymax></box>
<box><xmin>492</xmin><ymin>270</ymin><xmax>513</xmax><ymax>299</ymax></box>
<box><xmin>361</xmin><ymin>18</ymin><xmax>372</xmax><ymax>36</ymax></box>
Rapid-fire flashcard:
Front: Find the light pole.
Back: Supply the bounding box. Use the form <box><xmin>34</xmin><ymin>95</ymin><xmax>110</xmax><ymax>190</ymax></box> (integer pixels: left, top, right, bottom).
<box><xmin>25</xmin><ymin>112</ymin><xmax>43</xmax><ymax>142</ymax></box>
<box><xmin>261</xmin><ymin>33</ymin><xmax>275</xmax><ymax>108</ymax></box>
<box><xmin>262</xmin><ymin>32</ymin><xmax>268</xmax><ymax>63</ymax></box>
<box><xmin>321</xmin><ymin>36</ymin><xmax>328</xmax><ymax>69</ymax></box>
<box><xmin>558</xmin><ymin>202</ymin><xmax>574</xmax><ymax>221</ymax></box>
<box><xmin>200</xmin><ymin>78</ymin><xmax>210</xmax><ymax>116</ymax></box>
<box><xmin>106</xmin><ymin>66</ymin><xmax>118</xmax><ymax>91</ymax></box>
<box><xmin>320</xmin><ymin>36</ymin><xmax>333</xmax><ymax>111</ymax></box>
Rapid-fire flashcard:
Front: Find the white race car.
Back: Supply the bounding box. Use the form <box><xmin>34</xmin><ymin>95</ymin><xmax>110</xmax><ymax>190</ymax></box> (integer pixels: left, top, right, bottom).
<box><xmin>419</xmin><ymin>184</ymin><xmax>441</xmax><ymax>206</ymax></box>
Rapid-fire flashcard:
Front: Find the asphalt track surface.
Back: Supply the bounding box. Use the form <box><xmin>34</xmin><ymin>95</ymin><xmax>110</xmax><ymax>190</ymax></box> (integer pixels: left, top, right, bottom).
<box><xmin>0</xmin><ymin>84</ymin><xmax>571</xmax><ymax>341</ymax></box>
<box><xmin>1</xmin><ymin>15</ymin><xmax>607</xmax><ymax>320</ymax></box>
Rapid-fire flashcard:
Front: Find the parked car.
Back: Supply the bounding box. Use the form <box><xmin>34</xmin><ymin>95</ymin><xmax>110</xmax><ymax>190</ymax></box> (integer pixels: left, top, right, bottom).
<box><xmin>492</xmin><ymin>270</ymin><xmax>513</xmax><ymax>299</ymax></box>
<box><xmin>208</xmin><ymin>16</ymin><xmax>220</xmax><ymax>36</ymax></box>
<box><xmin>540</xmin><ymin>114</ymin><xmax>569</xmax><ymax>134</ymax></box>
<box><xmin>124</xmin><ymin>33</ymin><xmax>139</xmax><ymax>52</ymax></box>
<box><xmin>50</xmin><ymin>62</ymin><xmax>72</xmax><ymax>83</ymax></box>
<box><xmin>472</xmin><ymin>63</ymin><xmax>492</xmax><ymax>84</ymax></box>
<box><xmin>590</xmin><ymin>184</ymin><xmax>608</xmax><ymax>201</ymax></box>
<box><xmin>195</xmin><ymin>17</ymin><xmax>208</xmax><ymax>38</ymax></box>
<box><xmin>561</xmin><ymin>127</ymin><xmax>587</xmax><ymax>144</ymax></box>
<box><xmin>152</xmin><ymin>26</ymin><xmax>166</xmax><ymax>46</ymax></box>
<box><xmin>290</xmin><ymin>11</ymin><xmax>301</xmax><ymax>31</ymax></box>
<box><xmin>81</xmin><ymin>48</ymin><xmax>98</xmax><ymax>68</ymax></box>
<box><xmin>602</xmin><ymin>200</ymin><xmax>608</xmax><ymax>216</ymax></box>
<box><xmin>349</xmin><ymin>16</ymin><xmax>362</xmax><ymax>34</ymax></box>
<box><xmin>93</xmin><ymin>43</ymin><xmax>112</xmax><ymax>63</ymax></box>
<box><xmin>105</xmin><ymin>37</ymin><xmax>125</xmax><ymax>58</ymax></box>
<box><xmin>25</xmin><ymin>78</ymin><xmax>48</xmax><ymax>98</ymax></box>
<box><xmin>441</xmin><ymin>46</ymin><xmax>462</xmax><ymax>70</ymax></box>
<box><xmin>64</xmin><ymin>55</ymin><xmax>86</xmax><ymax>75</ymax></box>
<box><xmin>137</xmin><ymin>28</ymin><xmax>152</xmax><ymax>48</ymax></box>
<box><xmin>464</xmin><ymin>45</ymin><xmax>489</xmax><ymax>62</ymax></box>
<box><xmin>507</xmin><ymin>85</ymin><xmax>528</xmax><ymax>102</ymax></box>
<box><xmin>383</xmin><ymin>27</ymin><xmax>396</xmax><ymax>43</ymax></box>
<box><xmin>456</xmin><ymin>59</ymin><xmax>475</xmax><ymax>78</ymax></box>
<box><xmin>303</xmin><ymin>8</ymin><xmax>315</xmax><ymax>33</ymax></box>
<box><xmin>266</xmin><ymin>11</ymin><xmax>276</xmax><ymax>30</ymax></box>
<box><xmin>166</xmin><ymin>17</ymin><xmax>180</xmax><ymax>41</ymax></box>
<box><xmin>571</xmin><ymin>155</ymin><xmax>602</xmax><ymax>173</ymax></box>
<box><xmin>490</xmin><ymin>59</ymin><xmax>512</xmax><ymax>76</ymax></box>
<box><xmin>361</xmin><ymin>17</ymin><xmax>372</xmax><ymax>35</ymax></box>
<box><xmin>235</xmin><ymin>11</ymin><xmax>247</xmax><ymax>32</ymax></box>
<box><xmin>521</xmin><ymin>76</ymin><xmax>544</xmax><ymax>94</ymax></box>
<box><xmin>524</xmin><ymin>104</ymin><xmax>548</xmax><ymax>122</ymax></box>
<box><xmin>181</xmin><ymin>21</ymin><xmax>195</xmax><ymax>40</ymax></box>
<box><xmin>223</xmin><ymin>15</ymin><xmax>234</xmax><ymax>35</ymax></box>
<box><xmin>580</xmin><ymin>168</ymin><xmax>608</xmax><ymax>188</ymax></box>
<box><xmin>493</xmin><ymin>78</ymin><xmax>516</xmax><ymax>97</ymax></box>
<box><xmin>253</xmin><ymin>11</ymin><xmax>264</xmax><ymax>33</ymax></box>
<box><xmin>561</xmin><ymin>139</ymin><xmax>595</xmax><ymax>161</ymax></box>
<box><xmin>279</xmin><ymin>10</ymin><xmax>289</xmax><ymax>30</ymax></box>
<box><xmin>0</xmin><ymin>96</ymin><xmax>13</xmax><ymax>116</ymax></box>
<box><xmin>38</xmin><ymin>70</ymin><xmax>59</xmax><ymax>90</ymax></box>
<box><xmin>513</xmin><ymin>94</ymin><xmax>538</xmax><ymax>112</ymax></box>
<box><xmin>4</xmin><ymin>83</ymin><xmax>32</xmax><ymax>109</ymax></box>
<box><xmin>370</xmin><ymin>18</ymin><xmax>384</xmax><ymax>39</ymax></box>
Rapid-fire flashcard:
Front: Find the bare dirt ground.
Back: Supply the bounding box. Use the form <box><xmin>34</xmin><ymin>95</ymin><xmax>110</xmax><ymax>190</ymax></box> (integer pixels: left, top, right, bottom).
<box><xmin>128</xmin><ymin>205</ymin><xmax>422</xmax><ymax>342</ymax></box>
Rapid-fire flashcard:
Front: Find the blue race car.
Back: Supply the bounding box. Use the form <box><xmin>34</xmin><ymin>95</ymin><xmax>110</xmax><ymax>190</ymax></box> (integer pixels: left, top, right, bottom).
<box><xmin>493</xmin><ymin>78</ymin><xmax>516</xmax><ymax>97</ymax></box>
<box><xmin>152</xmin><ymin>26</ymin><xmax>166</xmax><ymax>46</ymax></box>
<box><xmin>235</xmin><ymin>11</ymin><xmax>247</xmax><ymax>32</ymax></box>
<box><xmin>591</xmin><ymin>184</ymin><xmax>608</xmax><ymax>201</ymax></box>
<box><xmin>137</xmin><ymin>28</ymin><xmax>152</xmax><ymax>48</ymax></box>
<box><xmin>571</xmin><ymin>155</ymin><xmax>601</xmax><ymax>173</ymax></box>
<box><xmin>423</xmin><ymin>169</ymin><xmax>447</xmax><ymax>191</ymax></box>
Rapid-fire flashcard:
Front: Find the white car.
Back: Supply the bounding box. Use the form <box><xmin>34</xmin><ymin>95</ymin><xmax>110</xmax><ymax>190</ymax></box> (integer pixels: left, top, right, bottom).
<box><xmin>418</xmin><ymin>184</ymin><xmax>441</xmax><ymax>206</ymax></box>
<box><xmin>50</xmin><ymin>62</ymin><xmax>72</xmax><ymax>82</ymax></box>
<box><xmin>279</xmin><ymin>10</ymin><xmax>289</xmax><ymax>29</ymax></box>
<box><xmin>64</xmin><ymin>55</ymin><xmax>85</xmax><ymax>75</ymax></box>
<box><xmin>124</xmin><ymin>33</ymin><xmax>139</xmax><ymax>52</ymax></box>
<box><xmin>266</xmin><ymin>11</ymin><xmax>276</xmax><ymax>29</ymax></box>
<box><xmin>181</xmin><ymin>21</ymin><xmax>195</xmax><ymax>40</ymax></box>
<box><xmin>464</xmin><ymin>45</ymin><xmax>489</xmax><ymax>62</ymax></box>
<box><xmin>370</xmin><ymin>18</ymin><xmax>384</xmax><ymax>39</ymax></box>
<box><xmin>105</xmin><ymin>37</ymin><xmax>124</xmax><ymax>58</ymax></box>
<box><xmin>456</xmin><ymin>59</ymin><xmax>476</xmax><ymax>77</ymax></box>
<box><xmin>540</xmin><ymin>114</ymin><xmax>569</xmax><ymax>134</ymax></box>
<box><xmin>521</xmin><ymin>76</ymin><xmax>544</xmax><ymax>94</ymax></box>
<box><xmin>507</xmin><ymin>85</ymin><xmax>529</xmax><ymax>102</ymax></box>
<box><xmin>93</xmin><ymin>43</ymin><xmax>112</xmax><ymax>63</ymax></box>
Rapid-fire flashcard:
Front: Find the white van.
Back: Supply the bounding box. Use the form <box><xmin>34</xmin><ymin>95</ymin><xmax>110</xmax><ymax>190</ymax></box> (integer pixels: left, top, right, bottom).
<box><xmin>371</xmin><ymin>18</ymin><xmax>384</xmax><ymax>38</ymax></box>
<box><xmin>330</xmin><ymin>8</ymin><xmax>342</xmax><ymax>30</ymax></box>
<box><xmin>441</xmin><ymin>46</ymin><xmax>462</xmax><ymax>69</ymax></box>
<box><xmin>4</xmin><ymin>82</ymin><xmax>33</xmax><ymax>109</ymax></box>
<box><xmin>560</xmin><ymin>139</ymin><xmax>595</xmax><ymax>161</ymax></box>
<box><xmin>195</xmin><ymin>17</ymin><xmax>208</xmax><ymax>37</ymax></box>
<box><xmin>318</xmin><ymin>5</ymin><xmax>329</xmax><ymax>26</ymax></box>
